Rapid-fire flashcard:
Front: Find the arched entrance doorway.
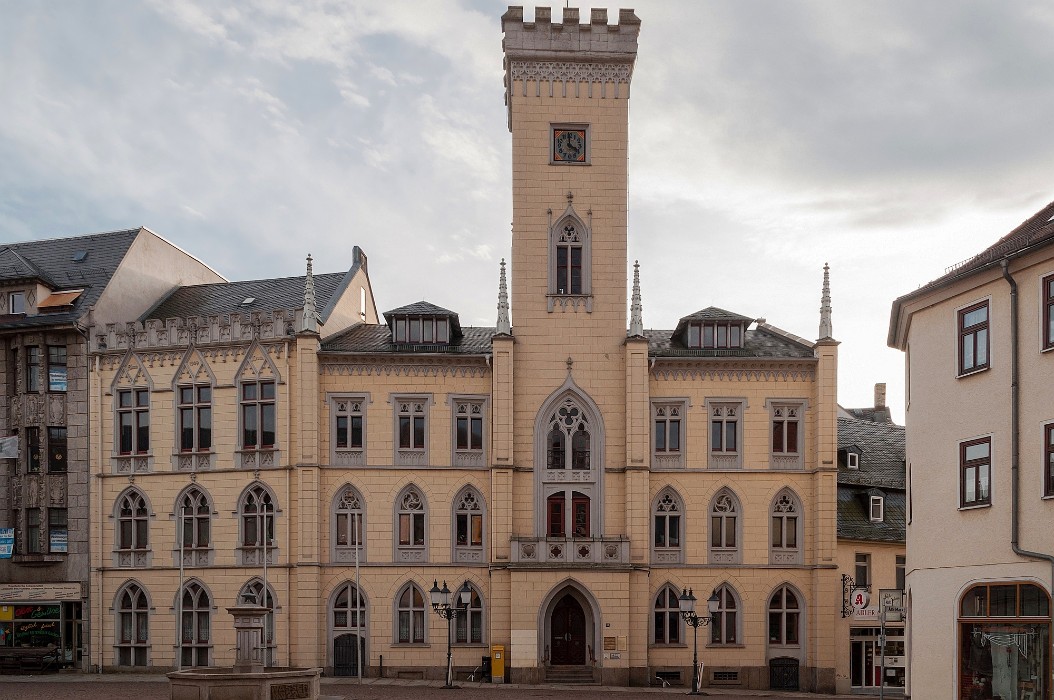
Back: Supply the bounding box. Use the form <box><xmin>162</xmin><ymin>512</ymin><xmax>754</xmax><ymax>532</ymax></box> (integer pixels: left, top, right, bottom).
<box><xmin>550</xmin><ymin>594</ymin><xmax>586</xmax><ymax>665</ymax></box>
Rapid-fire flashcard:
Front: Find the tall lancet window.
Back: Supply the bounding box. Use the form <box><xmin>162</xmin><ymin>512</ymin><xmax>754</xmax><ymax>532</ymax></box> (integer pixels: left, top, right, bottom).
<box><xmin>546</xmin><ymin>399</ymin><xmax>590</xmax><ymax>471</ymax></box>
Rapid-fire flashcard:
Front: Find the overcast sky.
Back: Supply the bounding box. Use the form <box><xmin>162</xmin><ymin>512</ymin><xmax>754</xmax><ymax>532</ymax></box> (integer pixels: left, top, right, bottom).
<box><xmin>3</xmin><ymin>1</ymin><xmax>1053</xmax><ymax>422</ymax></box>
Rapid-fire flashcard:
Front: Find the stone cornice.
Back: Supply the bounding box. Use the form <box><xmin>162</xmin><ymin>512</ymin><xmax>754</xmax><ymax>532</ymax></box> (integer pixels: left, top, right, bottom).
<box><xmin>321</xmin><ymin>355</ymin><xmax>489</xmax><ymax>379</ymax></box>
<box><xmin>652</xmin><ymin>360</ymin><xmax>816</xmax><ymax>382</ymax></box>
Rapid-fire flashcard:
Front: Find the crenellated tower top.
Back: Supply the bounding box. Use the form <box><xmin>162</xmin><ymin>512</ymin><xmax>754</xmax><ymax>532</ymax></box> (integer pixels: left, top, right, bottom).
<box><xmin>502</xmin><ymin>6</ymin><xmax>640</xmax><ymax>130</ymax></box>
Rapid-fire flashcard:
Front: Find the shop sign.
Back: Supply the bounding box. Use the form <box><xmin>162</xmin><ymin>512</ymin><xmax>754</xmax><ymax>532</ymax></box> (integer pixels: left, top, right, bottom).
<box><xmin>0</xmin><ymin>529</ymin><xmax>12</xmax><ymax>559</ymax></box>
<box><xmin>854</xmin><ymin>607</ymin><xmax>879</xmax><ymax>619</ymax></box>
<box><xmin>48</xmin><ymin>370</ymin><xmax>67</xmax><ymax>392</ymax></box>
<box><xmin>850</xmin><ymin>589</ymin><xmax>870</xmax><ymax>610</ymax></box>
<box><xmin>885</xmin><ymin>655</ymin><xmax>905</xmax><ymax>667</ymax></box>
<box><xmin>0</xmin><ymin>582</ymin><xmax>82</xmax><ymax>601</ymax></box>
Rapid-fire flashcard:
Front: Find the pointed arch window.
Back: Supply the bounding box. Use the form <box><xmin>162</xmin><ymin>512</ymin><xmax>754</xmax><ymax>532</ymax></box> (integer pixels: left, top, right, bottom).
<box><xmin>768</xmin><ymin>400</ymin><xmax>805</xmax><ymax>470</ymax></box>
<box><xmin>453</xmin><ymin>487</ymin><xmax>485</xmax><ymax>562</ymax></box>
<box><xmin>178</xmin><ymin>385</ymin><xmax>212</xmax><ymax>453</ymax></box>
<box><xmin>333</xmin><ymin>486</ymin><xmax>365</xmax><ymax>564</ymax></box>
<box><xmin>395</xmin><ymin>582</ymin><xmax>427</xmax><ymax>644</ymax></box>
<box><xmin>238</xmin><ymin>484</ymin><xmax>276</xmax><ymax>566</ymax></box>
<box><xmin>546</xmin><ymin>200</ymin><xmax>593</xmax><ymax>312</ymax></box>
<box><xmin>239</xmin><ymin>579</ymin><xmax>276</xmax><ymax>666</ymax></box>
<box><xmin>176</xmin><ymin>487</ymin><xmax>212</xmax><ymax>567</ymax></box>
<box><xmin>178</xmin><ymin>581</ymin><xmax>211</xmax><ymax>667</ymax></box>
<box><xmin>395</xmin><ymin>486</ymin><xmax>427</xmax><ymax>563</ymax></box>
<box><xmin>770</xmin><ymin>490</ymin><xmax>802</xmax><ymax>565</ymax></box>
<box><xmin>115</xmin><ymin>489</ymin><xmax>150</xmax><ymax>568</ymax></box>
<box><xmin>710</xmin><ymin>584</ymin><xmax>739</xmax><ymax>645</ymax></box>
<box><xmin>331</xmin><ymin>396</ymin><xmax>366</xmax><ymax>467</ymax></box>
<box><xmin>652</xmin><ymin>489</ymin><xmax>683</xmax><ymax>564</ymax></box>
<box><xmin>652</xmin><ymin>585</ymin><xmax>682</xmax><ymax>645</ymax></box>
<box><xmin>333</xmin><ymin>582</ymin><xmax>367</xmax><ymax>632</ymax></box>
<box><xmin>114</xmin><ymin>582</ymin><xmax>149</xmax><ymax>666</ymax></box>
<box><xmin>709</xmin><ymin>490</ymin><xmax>741</xmax><ymax>564</ymax></box>
<box><xmin>546</xmin><ymin>398</ymin><xmax>591</xmax><ymax>471</ymax></box>
<box><xmin>454</xmin><ymin>583</ymin><xmax>484</xmax><ymax>645</ymax></box>
<box><xmin>768</xmin><ymin>585</ymin><xmax>801</xmax><ymax>646</ymax></box>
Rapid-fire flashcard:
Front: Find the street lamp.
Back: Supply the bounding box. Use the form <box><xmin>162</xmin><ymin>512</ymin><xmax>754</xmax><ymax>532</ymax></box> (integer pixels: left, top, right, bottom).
<box><xmin>679</xmin><ymin>588</ymin><xmax>720</xmax><ymax>695</ymax></box>
<box><xmin>430</xmin><ymin>579</ymin><xmax>472</xmax><ymax>689</ymax></box>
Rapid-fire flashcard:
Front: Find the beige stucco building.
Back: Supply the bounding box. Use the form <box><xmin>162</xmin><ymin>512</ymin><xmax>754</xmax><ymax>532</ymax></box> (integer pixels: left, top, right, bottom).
<box><xmin>84</xmin><ymin>7</ymin><xmax>841</xmax><ymax>691</ymax></box>
<box><xmin>889</xmin><ymin>202</ymin><xmax>1054</xmax><ymax>699</ymax></box>
<box><xmin>0</xmin><ymin>228</ymin><xmax>223</xmax><ymax>669</ymax></box>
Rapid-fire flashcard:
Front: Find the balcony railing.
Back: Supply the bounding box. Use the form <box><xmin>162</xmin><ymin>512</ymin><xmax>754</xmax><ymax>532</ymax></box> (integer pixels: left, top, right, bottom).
<box><xmin>510</xmin><ymin>535</ymin><xmax>629</xmax><ymax>566</ymax></box>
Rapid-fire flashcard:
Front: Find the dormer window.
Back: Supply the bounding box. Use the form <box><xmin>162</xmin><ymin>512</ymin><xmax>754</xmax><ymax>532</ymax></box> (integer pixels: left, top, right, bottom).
<box><xmin>687</xmin><ymin>321</ymin><xmax>744</xmax><ymax>349</ymax></box>
<box><xmin>847</xmin><ymin>452</ymin><xmax>859</xmax><ymax>469</ymax></box>
<box><xmin>8</xmin><ymin>292</ymin><xmax>25</xmax><ymax>315</ymax></box>
<box><xmin>869</xmin><ymin>495</ymin><xmax>884</xmax><ymax>522</ymax></box>
<box><xmin>393</xmin><ymin>316</ymin><xmax>450</xmax><ymax>345</ymax></box>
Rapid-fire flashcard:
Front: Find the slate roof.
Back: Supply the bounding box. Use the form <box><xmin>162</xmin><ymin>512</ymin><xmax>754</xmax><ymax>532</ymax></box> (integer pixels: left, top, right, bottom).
<box><xmin>677</xmin><ymin>307</ymin><xmax>755</xmax><ymax>324</ymax></box>
<box><xmin>0</xmin><ymin>228</ymin><xmax>141</xmax><ymax>330</ymax></box>
<box><xmin>321</xmin><ymin>324</ymin><xmax>495</xmax><ymax>354</ymax></box>
<box><xmin>837</xmin><ymin>415</ymin><xmax>905</xmax><ymax>489</ymax></box>
<box><xmin>143</xmin><ymin>271</ymin><xmax>347</xmax><ymax>320</ymax></box>
<box><xmin>838</xmin><ymin>487</ymin><xmax>905</xmax><ymax>543</ymax></box>
<box><xmin>842</xmin><ymin>406</ymin><xmax>894</xmax><ymax>424</ymax></box>
<box><xmin>381</xmin><ymin>300</ymin><xmax>463</xmax><ymax>338</ymax></box>
<box><xmin>644</xmin><ymin>325</ymin><xmax>815</xmax><ymax>359</ymax></box>
<box><xmin>889</xmin><ymin>199</ymin><xmax>1054</xmax><ymax>346</ymax></box>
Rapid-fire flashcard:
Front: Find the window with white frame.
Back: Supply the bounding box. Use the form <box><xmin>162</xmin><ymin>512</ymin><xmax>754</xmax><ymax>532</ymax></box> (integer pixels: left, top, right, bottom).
<box><xmin>652</xmin><ymin>402</ymin><xmax>684</xmax><ymax>469</ymax></box>
<box><xmin>453</xmin><ymin>487</ymin><xmax>484</xmax><ymax>562</ymax></box>
<box><xmin>395</xmin><ymin>582</ymin><xmax>426</xmax><ymax>644</ymax></box>
<box><xmin>394</xmin><ymin>398</ymin><xmax>428</xmax><ymax>466</ymax></box>
<box><xmin>709</xmin><ymin>489</ymin><xmax>741</xmax><ymax>564</ymax></box>
<box><xmin>453</xmin><ymin>400</ymin><xmax>485</xmax><ymax>467</ymax></box>
<box><xmin>332</xmin><ymin>397</ymin><xmax>365</xmax><ymax>466</ymax></box>
<box><xmin>178</xmin><ymin>581</ymin><xmax>211</xmax><ymax>667</ymax></box>
<box><xmin>454</xmin><ymin>583</ymin><xmax>484</xmax><ymax>645</ymax></box>
<box><xmin>333</xmin><ymin>487</ymin><xmax>365</xmax><ymax>563</ymax></box>
<box><xmin>847</xmin><ymin>451</ymin><xmax>860</xmax><ymax>469</ymax></box>
<box><xmin>652</xmin><ymin>489</ymin><xmax>683</xmax><ymax>564</ymax></box>
<box><xmin>395</xmin><ymin>486</ymin><xmax>427</xmax><ymax>562</ymax></box>
<box><xmin>8</xmin><ymin>291</ymin><xmax>25</xmax><ymax>315</ymax></box>
<box><xmin>114</xmin><ymin>582</ymin><xmax>149</xmax><ymax>666</ymax></box>
<box><xmin>770</xmin><ymin>490</ymin><xmax>802</xmax><ymax>565</ymax></box>
<box><xmin>869</xmin><ymin>495</ymin><xmax>884</xmax><ymax>522</ymax></box>
<box><xmin>710</xmin><ymin>584</ymin><xmax>739</xmax><ymax>645</ymax></box>
<box><xmin>652</xmin><ymin>585</ymin><xmax>682</xmax><ymax>645</ymax></box>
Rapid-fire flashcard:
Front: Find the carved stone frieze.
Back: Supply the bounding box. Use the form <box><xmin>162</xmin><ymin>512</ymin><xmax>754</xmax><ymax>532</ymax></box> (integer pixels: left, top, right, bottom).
<box><xmin>652</xmin><ymin>362</ymin><xmax>816</xmax><ymax>383</ymax></box>
<box><xmin>321</xmin><ymin>362</ymin><xmax>488</xmax><ymax>379</ymax></box>
<box><xmin>48</xmin><ymin>394</ymin><xmax>65</xmax><ymax>423</ymax></box>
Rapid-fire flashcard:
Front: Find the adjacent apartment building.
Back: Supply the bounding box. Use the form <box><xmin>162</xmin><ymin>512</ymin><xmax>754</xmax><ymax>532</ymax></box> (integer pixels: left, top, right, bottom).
<box><xmin>889</xmin><ymin>201</ymin><xmax>1054</xmax><ymax>699</ymax></box>
<box><xmin>79</xmin><ymin>7</ymin><xmax>841</xmax><ymax>691</ymax></box>
<box><xmin>834</xmin><ymin>385</ymin><xmax>906</xmax><ymax>695</ymax></box>
<box><xmin>0</xmin><ymin>229</ymin><xmax>223</xmax><ymax>667</ymax></box>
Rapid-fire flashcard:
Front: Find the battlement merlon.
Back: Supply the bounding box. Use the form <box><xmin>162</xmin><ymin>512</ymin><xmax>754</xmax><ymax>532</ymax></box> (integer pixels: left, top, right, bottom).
<box><xmin>501</xmin><ymin>7</ymin><xmax>640</xmax><ymax>130</ymax></box>
<box><xmin>501</xmin><ymin>6</ymin><xmax>640</xmax><ymax>64</ymax></box>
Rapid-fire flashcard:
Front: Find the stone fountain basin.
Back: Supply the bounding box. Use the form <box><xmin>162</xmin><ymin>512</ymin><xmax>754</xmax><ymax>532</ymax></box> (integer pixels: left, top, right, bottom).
<box><xmin>167</xmin><ymin>666</ymin><xmax>321</xmax><ymax>700</ymax></box>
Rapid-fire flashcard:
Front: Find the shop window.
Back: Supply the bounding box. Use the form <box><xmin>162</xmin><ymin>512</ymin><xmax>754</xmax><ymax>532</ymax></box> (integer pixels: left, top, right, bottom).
<box><xmin>959</xmin><ymin>582</ymin><xmax>1050</xmax><ymax>700</ymax></box>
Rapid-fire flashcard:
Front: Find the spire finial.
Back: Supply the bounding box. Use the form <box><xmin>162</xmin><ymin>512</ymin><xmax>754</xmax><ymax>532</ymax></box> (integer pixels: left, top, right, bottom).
<box><xmin>818</xmin><ymin>262</ymin><xmax>833</xmax><ymax>340</ymax></box>
<box><xmin>496</xmin><ymin>258</ymin><xmax>511</xmax><ymax>334</ymax></box>
<box><xmin>566</xmin><ymin>190</ymin><xmax>573</xmax><ymax>204</ymax></box>
<box><xmin>302</xmin><ymin>253</ymin><xmax>318</xmax><ymax>334</ymax></box>
<box><xmin>629</xmin><ymin>260</ymin><xmax>644</xmax><ymax>337</ymax></box>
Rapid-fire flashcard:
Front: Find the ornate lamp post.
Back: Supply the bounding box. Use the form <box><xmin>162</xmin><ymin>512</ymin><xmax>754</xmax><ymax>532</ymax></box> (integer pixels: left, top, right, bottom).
<box><xmin>430</xmin><ymin>580</ymin><xmax>472</xmax><ymax>689</ymax></box>
<box><xmin>679</xmin><ymin>588</ymin><xmax>720</xmax><ymax>695</ymax></box>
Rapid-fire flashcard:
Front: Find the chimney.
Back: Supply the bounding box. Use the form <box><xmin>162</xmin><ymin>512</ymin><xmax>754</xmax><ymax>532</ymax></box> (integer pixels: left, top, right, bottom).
<box><xmin>874</xmin><ymin>383</ymin><xmax>887</xmax><ymax>409</ymax></box>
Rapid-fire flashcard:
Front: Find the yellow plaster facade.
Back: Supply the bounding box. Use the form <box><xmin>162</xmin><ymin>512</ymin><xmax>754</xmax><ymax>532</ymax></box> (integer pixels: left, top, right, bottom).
<box><xmin>86</xmin><ymin>7</ymin><xmax>839</xmax><ymax>691</ymax></box>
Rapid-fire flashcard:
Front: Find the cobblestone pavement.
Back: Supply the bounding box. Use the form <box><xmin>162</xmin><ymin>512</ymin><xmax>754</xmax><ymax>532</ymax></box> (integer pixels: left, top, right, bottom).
<box><xmin>0</xmin><ymin>674</ymin><xmax>863</xmax><ymax>700</ymax></box>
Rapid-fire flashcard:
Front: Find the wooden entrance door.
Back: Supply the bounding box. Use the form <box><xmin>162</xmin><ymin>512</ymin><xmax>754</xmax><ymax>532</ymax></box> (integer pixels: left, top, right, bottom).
<box><xmin>550</xmin><ymin>594</ymin><xmax>586</xmax><ymax>665</ymax></box>
<box><xmin>333</xmin><ymin>633</ymin><xmax>364</xmax><ymax>676</ymax></box>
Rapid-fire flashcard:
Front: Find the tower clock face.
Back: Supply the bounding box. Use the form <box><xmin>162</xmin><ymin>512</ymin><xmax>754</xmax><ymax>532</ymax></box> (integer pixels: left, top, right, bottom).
<box><xmin>553</xmin><ymin>129</ymin><xmax>587</xmax><ymax>163</ymax></box>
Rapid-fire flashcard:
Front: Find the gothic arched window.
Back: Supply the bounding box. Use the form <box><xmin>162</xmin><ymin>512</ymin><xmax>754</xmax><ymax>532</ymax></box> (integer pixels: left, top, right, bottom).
<box><xmin>176</xmin><ymin>487</ymin><xmax>212</xmax><ymax>567</ymax></box>
<box><xmin>238</xmin><ymin>484</ymin><xmax>276</xmax><ymax>566</ymax></box>
<box><xmin>178</xmin><ymin>581</ymin><xmax>212</xmax><ymax>667</ymax></box>
<box><xmin>114</xmin><ymin>582</ymin><xmax>149</xmax><ymax>666</ymax></box>
<box><xmin>709</xmin><ymin>489</ymin><xmax>742</xmax><ymax>564</ymax></box>
<box><xmin>652</xmin><ymin>489</ymin><xmax>683</xmax><ymax>564</ymax></box>
<box><xmin>333</xmin><ymin>486</ymin><xmax>365</xmax><ymax>563</ymax></box>
<box><xmin>770</xmin><ymin>489</ymin><xmax>803</xmax><ymax>565</ymax></box>
<box><xmin>452</xmin><ymin>487</ymin><xmax>485</xmax><ymax>562</ymax></box>
<box><xmin>395</xmin><ymin>582</ymin><xmax>426</xmax><ymax>644</ymax></box>
<box><xmin>395</xmin><ymin>486</ymin><xmax>427</xmax><ymax>562</ymax></box>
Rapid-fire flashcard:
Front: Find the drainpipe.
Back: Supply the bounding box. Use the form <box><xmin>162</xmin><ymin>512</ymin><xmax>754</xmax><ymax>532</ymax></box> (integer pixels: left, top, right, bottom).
<box><xmin>1000</xmin><ymin>260</ymin><xmax>1054</xmax><ymax>596</ymax></box>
